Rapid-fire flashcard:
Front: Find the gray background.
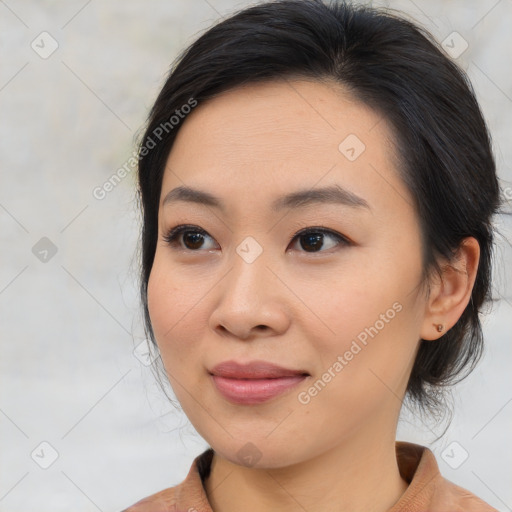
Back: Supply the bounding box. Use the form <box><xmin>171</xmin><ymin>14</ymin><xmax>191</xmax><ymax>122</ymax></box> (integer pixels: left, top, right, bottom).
<box><xmin>0</xmin><ymin>1</ymin><xmax>511</xmax><ymax>511</ymax></box>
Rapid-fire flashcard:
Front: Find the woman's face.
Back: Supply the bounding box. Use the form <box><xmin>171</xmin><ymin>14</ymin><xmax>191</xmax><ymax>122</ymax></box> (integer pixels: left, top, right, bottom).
<box><xmin>147</xmin><ymin>79</ymin><xmax>430</xmax><ymax>467</ymax></box>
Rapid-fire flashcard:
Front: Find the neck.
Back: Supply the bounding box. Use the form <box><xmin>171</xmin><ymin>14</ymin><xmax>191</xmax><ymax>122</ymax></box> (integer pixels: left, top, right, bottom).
<box><xmin>204</xmin><ymin>432</ymin><xmax>409</xmax><ymax>512</ymax></box>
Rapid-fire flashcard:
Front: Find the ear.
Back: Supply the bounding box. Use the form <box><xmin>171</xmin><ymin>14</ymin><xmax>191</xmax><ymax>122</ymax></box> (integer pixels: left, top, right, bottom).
<box><xmin>420</xmin><ymin>237</ymin><xmax>480</xmax><ymax>341</ymax></box>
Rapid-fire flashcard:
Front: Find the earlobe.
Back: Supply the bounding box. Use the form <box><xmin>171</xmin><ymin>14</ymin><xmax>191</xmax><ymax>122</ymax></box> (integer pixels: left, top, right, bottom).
<box><xmin>420</xmin><ymin>237</ymin><xmax>480</xmax><ymax>341</ymax></box>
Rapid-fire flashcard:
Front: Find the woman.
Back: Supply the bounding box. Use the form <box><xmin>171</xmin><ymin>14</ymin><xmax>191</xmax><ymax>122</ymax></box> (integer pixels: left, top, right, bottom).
<box><xmin>124</xmin><ymin>1</ymin><xmax>502</xmax><ymax>510</ymax></box>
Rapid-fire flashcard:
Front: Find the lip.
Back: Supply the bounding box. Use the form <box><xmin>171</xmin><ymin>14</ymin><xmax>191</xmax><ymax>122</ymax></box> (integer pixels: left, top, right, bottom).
<box><xmin>209</xmin><ymin>360</ymin><xmax>309</xmax><ymax>405</ymax></box>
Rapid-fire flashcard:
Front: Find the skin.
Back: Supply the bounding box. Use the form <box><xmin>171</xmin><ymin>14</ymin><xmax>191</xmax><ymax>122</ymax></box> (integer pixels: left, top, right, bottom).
<box><xmin>146</xmin><ymin>79</ymin><xmax>480</xmax><ymax>512</ymax></box>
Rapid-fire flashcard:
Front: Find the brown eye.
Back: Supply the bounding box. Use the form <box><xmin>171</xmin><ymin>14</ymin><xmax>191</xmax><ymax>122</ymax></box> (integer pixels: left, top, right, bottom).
<box><xmin>163</xmin><ymin>225</ymin><xmax>218</xmax><ymax>251</ymax></box>
<box><xmin>182</xmin><ymin>231</ymin><xmax>206</xmax><ymax>250</ymax></box>
<box><xmin>289</xmin><ymin>228</ymin><xmax>350</xmax><ymax>253</ymax></box>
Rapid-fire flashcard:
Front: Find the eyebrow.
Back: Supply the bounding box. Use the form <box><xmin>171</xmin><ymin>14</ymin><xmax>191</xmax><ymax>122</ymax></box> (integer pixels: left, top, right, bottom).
<box><xmin>162</xmin><ymin>184</ymin><xmax>371</xmax><ymax>213</ymax></box>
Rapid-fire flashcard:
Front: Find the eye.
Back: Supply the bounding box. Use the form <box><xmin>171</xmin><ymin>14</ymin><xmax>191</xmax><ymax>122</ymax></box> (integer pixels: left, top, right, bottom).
<box><xmin>162</xmin><ymin>225</ymin><xmax>351</xmax><ymax>253</ymax></box>
<box><xmin>162</xmin><ymin>224</ymin><xmax>218</xmax><ymax>251</ymax></box>
<box><xmin>288</xmin><ymin>227</ymin><xmax>350</xmax><ymax>253</ymax></box>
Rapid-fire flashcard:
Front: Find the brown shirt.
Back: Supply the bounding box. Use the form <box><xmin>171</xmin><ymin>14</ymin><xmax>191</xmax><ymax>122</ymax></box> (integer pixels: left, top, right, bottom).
<box><xmin>123</xmin><ymin>441</ymin><xmax>497</xmax><ymax>511</ymax></box>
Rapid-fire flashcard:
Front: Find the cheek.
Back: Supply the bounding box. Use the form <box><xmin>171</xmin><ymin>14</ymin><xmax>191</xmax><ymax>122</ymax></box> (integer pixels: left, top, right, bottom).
<box><xmin>301</xmin><ymin>301</ymin><xmax>418</xmax><ymax>433</ymax></box>
<box><xmin>147</xmin><ymin>259</ymin><xmax>174</xmax><ymax>340</ymax></box>
<box><xmin>305</xmin><ymin>249</ymin><xmax>423</xmax><ymax>388</ymax></box>
<box><xmin>147</xmin><ymin>262</ymin><xmax>208</xmax><ymax>408</ymax></box>
<box><xmin>301</xmin><ymin>266</ymin><xmax>403</xmax><ymax>347</ymax></box>
<box><xmin>146</xmin><ymin>254</ymin><xmax>206</xmax><ymax>362</ymax></box>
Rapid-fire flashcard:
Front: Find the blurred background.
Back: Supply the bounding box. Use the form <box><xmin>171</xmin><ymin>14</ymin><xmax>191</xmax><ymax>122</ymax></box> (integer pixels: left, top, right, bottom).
<box><xmin>0</xmin><ymin>1</ymin><xmax>510</xmax><ymax>511</ymax></box>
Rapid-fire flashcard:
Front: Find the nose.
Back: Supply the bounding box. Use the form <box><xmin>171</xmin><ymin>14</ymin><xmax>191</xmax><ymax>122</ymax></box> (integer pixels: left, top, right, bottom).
<box><xmin>208</xmin><ymin>248</ymin><xmax>291</xmax><ymax>340</ymax></box>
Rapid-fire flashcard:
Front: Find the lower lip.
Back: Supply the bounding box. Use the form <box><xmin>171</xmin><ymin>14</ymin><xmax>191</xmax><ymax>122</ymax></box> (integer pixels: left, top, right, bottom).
<box><xmin>211</xmin><ymin>375</ymin><xmax>307</xmax><ymax>404</ymax></box>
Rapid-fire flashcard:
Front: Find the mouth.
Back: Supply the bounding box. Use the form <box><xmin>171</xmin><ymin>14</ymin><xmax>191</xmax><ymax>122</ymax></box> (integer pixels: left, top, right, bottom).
<box><xmin>209</xmin><ymin>360</ymin><xmax>309</xmax><ymax>405</ymax></box>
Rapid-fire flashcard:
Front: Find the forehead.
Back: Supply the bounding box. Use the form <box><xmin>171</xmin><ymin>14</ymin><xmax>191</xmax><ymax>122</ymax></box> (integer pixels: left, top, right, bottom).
<box><xmin>161</xmin><ymin>79</ymin><xmax>413</xmax><ymax>215</ymax></box>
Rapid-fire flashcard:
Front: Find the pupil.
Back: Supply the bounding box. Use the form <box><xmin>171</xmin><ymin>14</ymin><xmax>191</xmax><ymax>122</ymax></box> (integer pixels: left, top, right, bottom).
<box><xmin>301</xmin><ymin>233</ymin><xmax>323</xmax><ymax>252</ymax></box>
<box><xmin>184</xmin><ymin>232</ymin><xmax>203</xmax><ymax>249</ymax></box>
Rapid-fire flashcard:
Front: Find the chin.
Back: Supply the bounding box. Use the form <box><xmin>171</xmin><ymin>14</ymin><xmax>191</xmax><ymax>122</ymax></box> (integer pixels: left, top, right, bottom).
<box><xmin>206</xmin><ymin>434</ymin><xmax>307</xmax><ymax>469</ymax></box>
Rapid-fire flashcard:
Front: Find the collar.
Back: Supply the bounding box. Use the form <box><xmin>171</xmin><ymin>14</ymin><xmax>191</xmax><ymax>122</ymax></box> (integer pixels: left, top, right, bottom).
<box><xmin>125</xmin><ymin>441</ymin><xmax>496</xmax><ymax>511</ymax></box>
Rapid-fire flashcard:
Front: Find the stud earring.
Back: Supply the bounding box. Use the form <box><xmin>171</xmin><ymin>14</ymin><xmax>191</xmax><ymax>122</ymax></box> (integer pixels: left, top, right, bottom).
<box><xmin>435</xmin><ymin>324</ymin><xmax>444</xmax><ymax>333</ymax></box>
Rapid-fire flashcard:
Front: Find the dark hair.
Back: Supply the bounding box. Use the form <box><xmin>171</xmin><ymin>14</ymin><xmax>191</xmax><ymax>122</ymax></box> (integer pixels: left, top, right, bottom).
<box><xmin>135</xmin><ymin>0</ymin><xmax>502</xmax><ymax>428</ymax></box>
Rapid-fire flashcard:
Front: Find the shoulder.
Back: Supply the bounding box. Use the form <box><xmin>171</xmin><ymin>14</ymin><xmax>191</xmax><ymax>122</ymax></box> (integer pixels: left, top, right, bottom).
<box><xmin>430</xmin><ymin>476</ymin><xmax>499</xmax><ymax>512</ymax></box>
<box><xmin>394</xmin><ymin>442</ymin><xmax>498</xmax><ymax>512</ymax></box>
<box><xmin>121</xmin><ymin>487</ymin><xmax>178</xmax><ymax>512</ymax></box>
<box><xmin>120</xmin><ymin>448</ymin><xmax>214</xmax><ymax>512</ymax></box>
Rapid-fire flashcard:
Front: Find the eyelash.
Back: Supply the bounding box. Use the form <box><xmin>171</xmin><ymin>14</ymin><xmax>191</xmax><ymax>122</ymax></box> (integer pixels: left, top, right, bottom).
<box><xmin>162</xmin><ymin>224</ymin><xmax>351</xmax><ymax>254</ymax></box>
